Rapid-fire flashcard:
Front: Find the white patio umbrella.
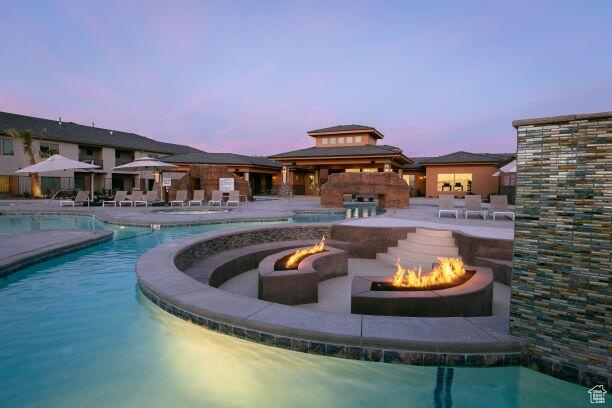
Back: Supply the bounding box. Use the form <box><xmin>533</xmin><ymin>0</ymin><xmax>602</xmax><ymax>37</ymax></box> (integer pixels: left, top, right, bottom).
<box><xmin>16</xmin><ymin>154</ymin><xmax>100</xmax><ymax>203</ymax></box>
<box><xmin>113</xmin><ymin>157</ymin><xmax>178</xmax><ymax>202</ymax></box>
<box><xmin>493</xmin><ymin>160</ymin><xmax>517</xmax><ymax>176</ymax></box>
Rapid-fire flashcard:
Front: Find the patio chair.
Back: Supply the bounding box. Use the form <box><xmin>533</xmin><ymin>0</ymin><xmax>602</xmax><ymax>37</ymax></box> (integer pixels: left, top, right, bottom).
<box><xmin>170</xmin><ymin>190</ymin><xmax>187</xmax><ymax>206</ymax></box>
<box><xmin>119</xmin><ymin>190</ymin><xmax>135</xmax><ymax>207</ymax></box>
<box><xmin>142</xmin><ymin>191</ymin><xmax>159</xmax><ymax>205</ymax></box>
<box><xmin>188</xmin><ymin>190</ymin><xmax>205</xmax><ymax>206</ymax></box>
<box><xmin>208</xmin><ymin>190</ymin><xmax>223</xmax><ymax>207</ymax></box>
<box><xmin>60</xmin><ymin>190</ymin><xmax>90</xmax><ymax>207</ymax></box>
<box><xmin>130</xmin><ymin>190</ymin><xmax>148</xmax><ymax>207</ymax></box>
<box><xmin>226</xmin><ymin>190</ymin><xmax>240</xmax><ymax>207</ymax></box>
<box><xmin>102</xmin><ymin>191</ymin><xmax>128</xmax><ymax>207</ymax></box>
<box><xmin>438</xmin><ymin>194</ymin><xmax>458</xmax><ymax>218</ymax></box>
<box><xmin>489</xmin><ymin>195</ymin><xmax>515</xmax><ymax>220</ymax></box>
<box><xmin>464</xmin><ymin>195</ymin><xmax>487</xmax><ymax>219</ymax></box>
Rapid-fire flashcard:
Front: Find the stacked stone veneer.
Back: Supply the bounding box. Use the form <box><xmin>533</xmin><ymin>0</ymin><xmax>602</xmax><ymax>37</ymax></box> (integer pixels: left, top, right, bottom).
<box><xmin>175</xmin><ymin>226</ymin><xmax>332</xmax><ymax>271</ymax></box>
<box><xmin>511</xmin><ymin>112</ymin><xmax>611</xmax><ymax>388</ymax></box>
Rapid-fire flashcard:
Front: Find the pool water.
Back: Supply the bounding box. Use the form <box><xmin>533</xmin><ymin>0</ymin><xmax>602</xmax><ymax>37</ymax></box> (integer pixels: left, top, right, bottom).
<box><xmin>0</xmin><ymin>215</ymin><xmax>588</xmax><ymax>407</ymax></box>
<box><xmin>291</xmin><ymin>206</ymin><xmax>385</xmax><ymax>223</ymax></box>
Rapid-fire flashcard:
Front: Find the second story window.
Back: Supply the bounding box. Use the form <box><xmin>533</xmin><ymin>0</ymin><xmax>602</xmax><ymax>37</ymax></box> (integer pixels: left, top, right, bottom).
<box><xmin>338</xmin><ymin>137</ymin><xmax>345</xmax><ymax>144</ymax></box>
<box><xmin>1</xmin><ymin>138</ymin><xmax>14</xmax><ymax>156</ymax></box>
<box><xmin>355</xmin><ymin>136</ymin><xmax>362</xmax><ymax>143</ymax></box>
<box><xmin>346</xmin><ymin>136</ymin><xmax>353</xmax><ymax>143</ymax></box>
<box><xmin>40</xmin><ymin>142</ymin><xmax>59</xmax><ymax>157</ymax></box>
<box><xmin>322</xmin><ymin>138</ymin><xmax>328</xmax><ymax>145</ymax></box>
<box><xmin>330</xmin><ymin>137</ymin><xmax>337</xmax><ymax>144</ymax></box>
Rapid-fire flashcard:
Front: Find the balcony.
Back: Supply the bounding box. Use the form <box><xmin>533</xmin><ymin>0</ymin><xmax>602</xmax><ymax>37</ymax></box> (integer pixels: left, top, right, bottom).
<box><xmin>114</xmin><ymin>158</ymin><xmax>133</xmax><ymax>166</ymax></box>
<box><xmin>78</xmin><ymin>158</ymin><xmax>104</xmax><ymax>168</ymax></box>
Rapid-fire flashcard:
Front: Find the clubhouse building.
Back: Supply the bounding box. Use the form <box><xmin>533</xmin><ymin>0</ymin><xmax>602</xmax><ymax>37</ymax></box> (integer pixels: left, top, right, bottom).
<box><xmin>270</xmin><ymin>125</ymin><xmax>514</xmax><ymax>198</ymax></box>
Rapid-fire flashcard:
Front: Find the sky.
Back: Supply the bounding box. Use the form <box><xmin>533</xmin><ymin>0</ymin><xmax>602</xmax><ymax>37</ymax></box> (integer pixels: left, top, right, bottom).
<box><xmin>1</xmin><ymin>0</ymin><xmax>611</xmax><ymax>157</ymax></box>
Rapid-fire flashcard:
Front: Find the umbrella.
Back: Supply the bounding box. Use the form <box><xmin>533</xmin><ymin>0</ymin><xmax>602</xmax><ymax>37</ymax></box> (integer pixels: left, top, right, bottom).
<box><xmin>113</xmin><ymin>157</ymin><xmax>178</xmax><ymax>202</ymax></box>
<box><xmin>16</xmin><ymin>154</ymin><xmax>100</xmax><ymax>203</ymax></box>
<box><xmin>493</xmin><ymin>160</ymin><xmax>517</xmax><ymax>176</ymax></box>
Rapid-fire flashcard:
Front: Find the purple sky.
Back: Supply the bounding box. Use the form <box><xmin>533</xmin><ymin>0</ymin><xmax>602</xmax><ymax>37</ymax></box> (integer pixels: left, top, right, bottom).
<box><xmin>2</xmin><ymin>1</ymin><xmax>610</xmax><ymax>157</ymax></box>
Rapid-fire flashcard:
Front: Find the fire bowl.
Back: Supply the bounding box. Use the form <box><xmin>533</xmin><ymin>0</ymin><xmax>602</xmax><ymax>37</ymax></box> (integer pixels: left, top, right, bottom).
<box><xmin>351</xmin><ymin>266</ymin><xmax>493</xmax><ymax>317</ymax></box>
<box><xmin>258</xmin><ymin>246</ymin><xmax>348</xmax><ymax>305</ymax></box>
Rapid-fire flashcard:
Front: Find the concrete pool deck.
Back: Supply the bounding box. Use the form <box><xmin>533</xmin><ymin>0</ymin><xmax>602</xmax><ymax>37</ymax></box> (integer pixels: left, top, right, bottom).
<box><xmin>0</xmin><ymin>197</ymin><xmax>514</xmax><ymax>239</ymax></box>
<box><xmin>0</xmin><ymin>229</ymin><xmax>114</xmax><ymax>277</ymax></box>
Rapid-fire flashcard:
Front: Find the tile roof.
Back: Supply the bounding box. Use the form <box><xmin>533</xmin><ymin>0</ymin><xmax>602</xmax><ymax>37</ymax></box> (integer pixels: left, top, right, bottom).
<box><xmin>269</xmin><ymin>144</ymin><xmax>405</xmax><ymax>159</ymax></box>
<box><xmin>0</xmin><ymin>111</ymin><xmax>201</xmax><ymax>155</ymax></box>
<box><xmin>419</xmin><ymin>151</ymin><xmax>515</xmax><ymax>165</ymax></box>
<box><xmin>308</xmin><ymin>124</ymin><xmax>376</xmax><ymax>134</ymax></box>
<box><xmin>163</xmin><ymin>151</ymin><xmax>282</xmax><ymax>169</ymax></box>
<box><xmin>403</xmin><ymin>156</ymin><xmax>435</xmax><ymax>170</ymax></box>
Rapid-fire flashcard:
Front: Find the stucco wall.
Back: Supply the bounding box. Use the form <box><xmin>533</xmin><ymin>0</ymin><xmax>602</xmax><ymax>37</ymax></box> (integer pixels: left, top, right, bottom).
<box><xmin>425</xmin><ymin>164</ymin><xmax>500</xmax><ymax>198</ymax></box>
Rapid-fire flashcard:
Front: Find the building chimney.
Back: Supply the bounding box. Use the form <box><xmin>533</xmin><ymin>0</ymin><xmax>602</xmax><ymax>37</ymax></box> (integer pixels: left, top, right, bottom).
<box><xmin>59</xmin><ymin>117</ymin><xmax>62</xmax><ymax>125</ymax></box>
<box><xmin>92</xmin><ymin>122</ymin><xmax>95</xmax><ymax>127</ymax></box>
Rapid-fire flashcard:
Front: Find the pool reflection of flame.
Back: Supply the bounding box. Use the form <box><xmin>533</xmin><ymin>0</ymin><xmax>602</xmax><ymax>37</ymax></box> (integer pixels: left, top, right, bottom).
<box><xmin>285</xmin><ymin>236</ymin><xmax>325</xmax><ymax>268</ymax></box>
<box><xmin>392</xmin><ymin>257</ymin><xmax>466</xmax><ymax>289</ymax></box>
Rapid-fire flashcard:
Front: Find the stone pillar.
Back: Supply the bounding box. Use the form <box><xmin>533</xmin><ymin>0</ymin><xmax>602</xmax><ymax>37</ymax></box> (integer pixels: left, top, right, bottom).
<box><xmin>510</xmin><ymin>112</ymin><xmax>611</xmax><ymax>388</ymax></box>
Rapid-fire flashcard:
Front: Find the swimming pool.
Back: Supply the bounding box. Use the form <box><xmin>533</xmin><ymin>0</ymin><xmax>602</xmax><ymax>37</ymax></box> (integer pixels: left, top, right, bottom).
<box><xmin>0</xmin><ymin>215</ymin><xmax>587</xmax><ymax>407</ymax></box>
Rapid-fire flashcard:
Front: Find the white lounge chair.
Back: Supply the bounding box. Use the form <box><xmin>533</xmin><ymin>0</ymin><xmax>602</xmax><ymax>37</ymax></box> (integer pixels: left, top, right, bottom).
<box><xmin>119</xmin><ymin>190</ymin><xmax>136</xmax><ymax>207</ymax></box>
<box><xmin>188</xmin><ymin>190</ymin><xmax>205</xmax><ymax>206</ymax></box>
<box><xmin>209</xmin><ymin>190</ymin><xmax>223</xmax><ymax>207</ymax></box>
<box><xmin>170</xmin><ymin>190</ymin><xmax>187</xmax><ymax>206</ymax></box>
<box><xmin>464</xmin><ymin>195</ymin><xmax>487</xmax><ymax>219</ymax></box>
<box><xmin>142</xmin><ymin>191</ymin><xmax>159</xmax><ymax>206</ymax></box>
<box><xmin>60</xmin><ymin>190</ymin><xmax>90</xmax><ymax>207</ymax></box>
<box><xmin>438</xmin><ymin>194</ymin><xmax>458</xmax><ymax>218</ymax></box>
<box><xmin>226</xmin><ymin>190</ymin><xmax>240</xmax><ymax>207</ymax></box>
<box><xmin>102</xmin><ymin>191</ymin><xmax>128</xmax><ymax>207</ymax></box>
<box><xmin>130</xmin><ymin>190</ymin><xmax>148</xmax><ymax>207</ymax></box>
<box><xmin>489</xmin><ymin>195</ymin><xmax>515</xmax><ymax>220</ymax></box>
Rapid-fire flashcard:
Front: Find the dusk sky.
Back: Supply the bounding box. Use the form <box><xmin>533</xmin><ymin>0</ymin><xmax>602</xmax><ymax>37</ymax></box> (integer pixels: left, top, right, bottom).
<box><xmin>2</xmin><ymin>1</ymin><xmax>610</xmax><ymax>157</ymax></box>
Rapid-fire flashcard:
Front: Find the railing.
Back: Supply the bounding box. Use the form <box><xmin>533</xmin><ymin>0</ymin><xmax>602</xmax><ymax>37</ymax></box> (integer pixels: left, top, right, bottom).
<box><xmin>78</xmin><ymin>158</ymin><xmax>104</xmax><ymax>167</ymax></box>
<box><xmin>115</xmin><ymin>159</ymin><xmax>134</xmax><ymax>166</ymax></box>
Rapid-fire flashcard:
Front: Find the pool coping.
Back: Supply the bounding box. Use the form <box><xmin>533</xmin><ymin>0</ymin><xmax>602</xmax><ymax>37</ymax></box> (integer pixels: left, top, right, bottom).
<box><xmin>0</xmin><ymin>229</ymin><xmax>114</xmax><ymax>277</ymax></box>
<box><xmin>136</xmin><ymin>224</ymin><xmax>527</xmax><ymax>369</ymax></box>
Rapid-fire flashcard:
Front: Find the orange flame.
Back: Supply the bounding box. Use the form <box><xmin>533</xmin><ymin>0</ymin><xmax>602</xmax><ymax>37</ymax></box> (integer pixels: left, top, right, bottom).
<box><xmin>392</xmin><ymin>257</ymin><xmax>466</xmax><ymax>288</ymax></box>
<box><xmin>285</xmin><ymin>237</ymin><xmax>326</xmax><ymax>268</ymax></box>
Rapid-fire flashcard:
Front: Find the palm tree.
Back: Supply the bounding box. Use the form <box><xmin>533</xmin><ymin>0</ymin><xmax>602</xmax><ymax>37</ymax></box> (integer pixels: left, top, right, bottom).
<box><xmin>5</xmin><ymin>129</ymin><xmax>42</xmax><ymax>197</ymax></box>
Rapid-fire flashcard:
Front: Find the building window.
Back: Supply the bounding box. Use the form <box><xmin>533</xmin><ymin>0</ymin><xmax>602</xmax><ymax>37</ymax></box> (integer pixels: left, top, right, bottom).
<box><xmin>362</xmin><ymin>168</ymin><xmax>379</xmax><ymax>173</ymax></box>
<box><xmin>1</xmin><ymin>138</ymin><xmax>14</xmax><ymax>156</ymax></box>
<box><xmin>355</xmin><ymin>136</ymin><xmax>362</xmax><ymax>143</ymax></box>
<box><xmin>346</xmin><ymin>136</ymin><xmax>353</xmax><ymax>143</ymax></box>
<box><xmin>115</xmin><ymin>150</ymin><xmax>121</xmax><ymax>158</ymax></box>
<box><xmin>322</xmin><ymin>138</ymin><xmax>328</xmax><ymax>145</ymax></box>
<box><xmin>437</xmin><ymin>173</ymin><xmax>472</xmax><ymax>192</ymax></box>
<box><xmin>338</xmin><ymin>137</ymin><xmax>345</xmax><ymax>144</ymax></box>
<box><xmin>330</xmin><ymin>137</ymin><xmax>336</xmax><ymax>144</ymax></box>
<box><xmin>39</xmin><ymin>142</ymin><xmax>59</xmax><ymax>157</ymax></box>
<box><xmin>345</xmin><ymin>168</ymin><xmax>360</xmax><ymax>172</ymax></box>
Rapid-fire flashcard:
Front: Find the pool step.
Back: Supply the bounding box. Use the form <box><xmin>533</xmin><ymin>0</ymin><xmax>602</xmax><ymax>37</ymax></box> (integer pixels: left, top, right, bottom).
<box><xmin>376</xmin><ymin>229</ymin><xmax>459</xmax><ymax>268</ymax></box>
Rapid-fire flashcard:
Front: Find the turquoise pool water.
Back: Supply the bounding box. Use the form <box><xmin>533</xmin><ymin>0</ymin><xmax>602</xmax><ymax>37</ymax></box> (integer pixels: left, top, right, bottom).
<box><xmin>0</xmin><ymin>215</ymin><xmax>587</xmax><ymax>407</ymax></box>
<box><xmin>291</xmin><ymin>206</ymin><xmax>385</xmax><ymax>223</ymax></box>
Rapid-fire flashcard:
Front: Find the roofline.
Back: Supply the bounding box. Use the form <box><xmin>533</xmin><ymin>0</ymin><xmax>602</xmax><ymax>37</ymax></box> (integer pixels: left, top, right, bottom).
<box><xmin>268</xmin><ymin>153</ymin><xmax>411</xmax><ymax>163</ymax></box>
<box><xmin>419</xmin><ymin>161</ymin><xmax>510</xmax><ymax>166</ymax></box>
<box><xmin>306</xmin><ymin>128</ymin><xmax>384</xmax><ymax>139</ymax></box>
<box><xmin>167</xmin><ymin>160</ymin><xmax>282</xmax><ymax>169</ymax></box>
<box><xmin>25</xmin><ymin>134</ymin><xmax>187</xmax><ymax>155</ymax></box>
<box><xmin>512</xmin><ymin>111</ymin><xmax>612</xmax><ymax>127</ymax></box>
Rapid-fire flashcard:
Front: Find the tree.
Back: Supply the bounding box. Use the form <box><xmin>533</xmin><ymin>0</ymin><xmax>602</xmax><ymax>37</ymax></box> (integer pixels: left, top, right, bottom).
<box><xmin>5</xmin><ymin>128</ymin><xmax>42</xmax><ymax>197</ymax></box>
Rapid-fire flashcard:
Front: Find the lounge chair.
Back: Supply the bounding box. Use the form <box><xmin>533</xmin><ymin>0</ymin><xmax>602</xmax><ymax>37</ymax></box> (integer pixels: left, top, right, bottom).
<box><xmin>188</xmin><ymin>190</ymin><xmax>205</xmax><ymax>206</ymax></box>
<box><xmin>489</xmin><ymin>195</ymin><xmax>515</xmax><ymax>220</ymax></box>
<box><xmin>60</xmin><ymin>190</ymin><xmax>90</xmax><ymax>207</ymax></box>
<box><xmin>119</xmin><ymin>190</ymin><xmax>136</xmax><ymax>207</ymax></box>
<box><xmin>226</xmin><ymin>190</ymin><xmax>240</xmax><ymax>207</ymax></box>
<box><xmin>130</xmin><ymin>190</ymin><xmax>148</xmax><ymax>207</ymax></box>
<box><xmin>170</xmin><ymin>190</ymin><xmax>187</xmax><ymax>206</ymax></box>
<box><xmin>208</xmin><ymin>190</ymin><xmax>223</xmax><ymax>207</ymax></box>
<box><xmin>102</xmin><ymin>191</ymin><xmax>128</xmax><ymax>207</ymax></box>
<box><xmin>142</xmin><ymin>191</ymin><xmax>159</xmax><ymax>205</ymax></box>
<box><xmin>438</xmin><ymin>194</ymin><xmax>458</xmax><ymax>218</ymax></box>
<box><xmin>464</xmin><ymin>195</ymin><xmax>487</xmax><ymax>219</ymax></box>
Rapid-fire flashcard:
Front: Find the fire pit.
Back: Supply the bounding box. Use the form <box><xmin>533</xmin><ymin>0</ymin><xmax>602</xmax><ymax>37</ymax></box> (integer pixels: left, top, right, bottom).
<box><xmin>351</xmin><ymin>260</ymin><xmax>493</xmax><ymax>317</ymax></box>
<box><xmin>258</xmin><ymin>238</ymin><xmax>348</xmax><ymax>305</ymax></box>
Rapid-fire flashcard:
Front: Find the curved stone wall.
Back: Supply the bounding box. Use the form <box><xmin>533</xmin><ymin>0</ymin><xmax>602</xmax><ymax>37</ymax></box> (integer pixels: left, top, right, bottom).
<box><xmin>136</xmin><ymin>224</ymin><xmax>525</xmax><ymax>370</ymax></box>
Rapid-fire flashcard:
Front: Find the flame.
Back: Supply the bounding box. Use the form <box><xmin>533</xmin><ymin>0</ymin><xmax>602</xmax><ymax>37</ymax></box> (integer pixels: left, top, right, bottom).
<box><xmin>285</xmin><ymin>237</ymin><xmax>325</xmax><ymax>268</ymax></box>
<box><xmin>392</xmin><ymin>257</ymin><xmax>466</xmax><ymax>288</ymax></box>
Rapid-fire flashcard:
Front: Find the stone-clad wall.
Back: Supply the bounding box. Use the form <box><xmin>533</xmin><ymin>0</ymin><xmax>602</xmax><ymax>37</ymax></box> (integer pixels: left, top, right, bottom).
<box><xmin>511</xmin><ymin>112</ymin><xmax>611</xmax><ymax>387</ymax></box>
